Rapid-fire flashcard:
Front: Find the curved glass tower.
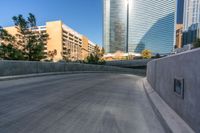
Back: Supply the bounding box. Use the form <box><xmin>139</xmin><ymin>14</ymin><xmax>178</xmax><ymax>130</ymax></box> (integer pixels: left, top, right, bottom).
<box><xmin>104</xmin><ymin>0</ymin><xmax>127</xmax><ymax>53</ymax></box>
<box><xmin>103</xmin><ymin>0</ymin><xmax>176</xmax><ymax>54</ymax></box>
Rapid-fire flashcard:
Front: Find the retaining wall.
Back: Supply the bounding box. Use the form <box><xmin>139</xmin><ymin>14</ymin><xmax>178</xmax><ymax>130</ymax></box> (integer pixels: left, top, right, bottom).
<box><xmin>0</xmin><ymin>61</ymin><xmax>145</xmax><ymax>76</ymax></box>
<box><xmin>147</xmin><ymin>48</ymin><xmax>200</xmax><ymax>133</ymax></box>
<box><xmin>106</xmin><ymin>59</ymin><xmax>151</xmax><ymax>68</ymax></box>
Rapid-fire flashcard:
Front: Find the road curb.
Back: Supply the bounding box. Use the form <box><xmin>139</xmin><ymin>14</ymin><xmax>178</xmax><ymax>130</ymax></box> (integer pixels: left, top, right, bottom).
<box><xmin>142</xmin><ymin>78</ymin><xmax>195</xmax><ymax>133</ymax></box>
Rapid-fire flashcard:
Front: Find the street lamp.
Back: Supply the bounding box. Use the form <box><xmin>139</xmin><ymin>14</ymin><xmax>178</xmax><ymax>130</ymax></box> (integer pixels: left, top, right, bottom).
<box><xmin>126</xmin><ymin>0</ymin><xmax>129</xmax><ymax>53</ymax></box>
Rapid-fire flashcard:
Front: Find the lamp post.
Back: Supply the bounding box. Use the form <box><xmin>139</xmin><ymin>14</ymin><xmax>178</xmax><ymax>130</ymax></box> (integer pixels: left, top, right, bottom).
<box><xmin>126</xmin><ymin>0</ymin><xmax>129</xmax><ymax>53</ymax></box>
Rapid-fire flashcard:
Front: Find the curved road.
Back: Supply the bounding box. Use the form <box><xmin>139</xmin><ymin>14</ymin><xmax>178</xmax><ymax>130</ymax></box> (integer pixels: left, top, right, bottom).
<box><xmin>0</xmin><ymin>73</ymin><xmax>164</xmax><ymax>133</ymax></box>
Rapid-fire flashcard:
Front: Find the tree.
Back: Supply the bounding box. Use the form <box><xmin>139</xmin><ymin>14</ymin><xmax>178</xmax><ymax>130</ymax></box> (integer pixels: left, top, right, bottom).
<box><xmin>48</xmin><ymin>49</ymin><xmax>57</xmax><ymax>61</ymax></box>
<box><xmin>86</xmin><ymin>54</ymin><xmax>100</xmax><ymax>64</ymax></box>
<box><xmin>12</xmin><ymin>13</ymin><xmax>48</xmax><ymax>61</ymax></box>
<box><xmin>0</xmin><ymin>27</ymin><xmax>16</xmax><ymax>44</ymax></box>
<box><xmin>193</xmin><ymin>38</ymin><xmax>200</xmax><ymax>48</ymax></box>
<box><xmin>93</xmin><ymin>45</ymin><xmax>101</xmax><ymax>57</ymax></box>
<box><xmin>0</xmin><ymin>14</ymin><xmax>48</xmax><ymax>61</ymax></box>
<box><xmin>100</xmin><ymin>47</ymin><xmax>105</xmax><ymax>58</ymax></box>
<box><xmin>85</xmin><ymin>45</ymin><xmax>106</xmax><ymax>64</ymax></box>
<box><xmin>155</xmin><ymin>53</ymin><xmax>161</xmax><ymax>58</ymax></box>
<box><xmin>0</xmin><ymin>27</ymin><xmax>24</xmax><ymax>60</ymax></box>
<box><xmin>141</xmin><ymin>49</ymin><xmax>152</xmax><ymax>59</ymax></box>
<box><xmin>0</xmin><ymin>44</ymin><xmax>24</xmax><ymax>60</ymax></box>
<box><xmin>61</xmin><ymin>49</ymin><xmax>71</xmax><ymax>62</ymax></box>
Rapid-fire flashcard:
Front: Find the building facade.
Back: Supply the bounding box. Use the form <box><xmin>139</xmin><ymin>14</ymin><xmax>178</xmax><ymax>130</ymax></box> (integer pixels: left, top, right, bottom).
<box><xmin>103</xmin><ymin>0</ymin><xmax>127</xmax><ymax>53</ymax></box>
<box><xmin>176</xmin><ymin>24</ymin><xmax>183</xmax><ymax>48</ymax></box>
<box><xmin>183</xmin><ymin>0</ymin><xmax>200</xmax><ymax>31</ymax></box>
<box><xmin>103</xmin><ymin>0</ymin><xmax>176</xmax><ymax>54</ymax></box>
<box><xmin>3</xmin><ymin>21</ymin><xmax>98</xmax><ymax>61</ymax></box>
<box><xmin>183</xmin><ymin>0</ymin><xmax>200</xmax><ymax>46</ymax></box>
<box><xmin>183</xmin><ymin>24</ymin><xmax>200</xmax><ymax>45</ymax></box>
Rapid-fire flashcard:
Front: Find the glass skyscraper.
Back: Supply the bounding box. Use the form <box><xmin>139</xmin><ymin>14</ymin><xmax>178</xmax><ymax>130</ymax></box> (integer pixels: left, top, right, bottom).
<box><xmin>183</xmin><ymin>0</ymin><xmax>200</xmax><ymax>46</ymax></box>
<box><xmin>103</xmin><ymin>0</ymin><xmax>176</xmax><ymax>54</ymax></box>
<box><xmin>183</xmin><ymin>0</ymin><xmax>200</xmax><ymax>31</ymax></box>
<box><xmin>103</xmin><ymin>0</ymin><xmax>127</xmax><ymax>53</ymax></box>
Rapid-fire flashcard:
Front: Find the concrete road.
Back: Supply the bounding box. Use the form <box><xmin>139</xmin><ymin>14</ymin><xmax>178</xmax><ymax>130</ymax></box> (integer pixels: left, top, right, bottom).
<box><xmin>0</xmin><ymin>73</ymin><xmax>164</xmax><ymax>133</ymax></box>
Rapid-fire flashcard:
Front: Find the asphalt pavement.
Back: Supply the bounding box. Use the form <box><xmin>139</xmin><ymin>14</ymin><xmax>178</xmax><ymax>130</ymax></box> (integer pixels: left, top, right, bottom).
<box><xmin>0</xmin><ymin>73</ymin><xmax>165</xmax><ymax>133</ymax></box>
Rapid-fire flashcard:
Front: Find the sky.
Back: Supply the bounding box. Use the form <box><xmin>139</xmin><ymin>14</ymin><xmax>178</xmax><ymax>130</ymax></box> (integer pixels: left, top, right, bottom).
<box><xmin>0</xmin><ymin>0</ymin><xmax>103</xmax><ymax>45</ymax></box>
<box><xmin>0</xmin><ymin>0</ymin><xmax>183</xmax><ymax>46</ymax></box>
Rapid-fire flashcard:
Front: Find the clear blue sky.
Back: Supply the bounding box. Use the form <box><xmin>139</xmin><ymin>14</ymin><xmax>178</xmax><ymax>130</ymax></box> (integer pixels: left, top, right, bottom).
<box><xmin>0</xmin><ymin>0</ymin><xmax>103</xmax><ymax>45</ymax></box>
<box><xmin>0</xmin><ymin>0</ymin><xmax>182</xmax><ymax>46</ymax></box>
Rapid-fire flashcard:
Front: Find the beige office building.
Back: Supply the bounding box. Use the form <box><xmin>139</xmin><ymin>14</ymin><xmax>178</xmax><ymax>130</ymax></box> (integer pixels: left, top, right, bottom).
<box><xmin>4</xmin><ymin>20</ymin><xmax>98</xmax><ymax>61</ymax></box>
<box><xmin>176</xmin><ymin>24</ymin><xmax>183</xmax><ymax>48</ymax></box>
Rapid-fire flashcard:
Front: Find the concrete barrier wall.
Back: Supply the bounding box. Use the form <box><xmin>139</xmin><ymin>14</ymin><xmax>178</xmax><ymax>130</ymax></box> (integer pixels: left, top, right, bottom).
<box><xmin>147</xmin><ymin>48</ymin><xmax>200</xmax><ymax>133</ymax></box>
<box><xmin>0</xmin><ymin>60</ymin><xmax>145</xmax><ymax>76</ymax></box>
<box><xmin>106</xmin><ymin>59</ymin><xmax>151</xmax><ymax>68</ymax></box>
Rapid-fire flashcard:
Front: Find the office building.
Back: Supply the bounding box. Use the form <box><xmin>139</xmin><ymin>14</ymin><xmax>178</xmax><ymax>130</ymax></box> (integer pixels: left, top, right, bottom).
<box><xmin>3</xmin><ymin>21</ymin><xmax>98</xmax><ymax>61</ymax></box>
<box><xmin>183</xmin><ymin>0</ymin><xmax>200</xmax><ymax>31</ymax></box>
<box><xmin>183</xmin><ymin>23</ymin><xmax>200</xmax><ymax>45</ymax></box>
<box><xmin>183</xmin><ymin>0</ymin><xmax>200</xmax><ymax>46</ymax></box>
<box><xmin>103</xmin><ymin>0</ymin><xmax>176</xmax><ymax>54</ymax></box>
<box><xmin>176</xmin><ymin>24</ymin><xmax>183</xmax><ymax>48</ymax></box>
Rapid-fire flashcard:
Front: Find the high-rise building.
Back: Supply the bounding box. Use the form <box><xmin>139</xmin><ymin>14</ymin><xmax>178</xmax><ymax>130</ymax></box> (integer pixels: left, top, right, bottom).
<box><xmin>103</xmin><ymin>0</ymin><xmax>127</xmax><ymax>53</ymax></box>
<box><xmin>182</xmin><ymin>24</ymin><xmax>200</xmax><ymax>45</ymax></box>
<box><xmin>183</xmin><ymin>0</ymin><xmax>200</xmax><ymax>46</ymax></box>
<box><xmin>183</xmin><ymin>0</ymin><xmax>200</xmax><ymax>31</ymax></box>
<box><xmin>103</xmin><ymin>0</ymin><xmax>176</xmax><ymax>54</ymax></box>
<box><xmin>3</xmin><ymin>20</ymin><xmax>98</xmax><ymax>61</ymax></box>
<box><xmin>176</xmin><ymin>24</ymin><xmax>183</xmax><ymax>48</ymax></box>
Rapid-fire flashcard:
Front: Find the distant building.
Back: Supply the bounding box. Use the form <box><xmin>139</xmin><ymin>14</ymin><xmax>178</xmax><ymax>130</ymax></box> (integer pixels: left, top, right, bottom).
<box><xmin>176</xmin><ymin>24</ymin><xmax>183</xmax><ymax>48</ymax></box>
<box><xmin>183</xmin><ymin>0</ymin><xmax>200</xmax><ymax>31</ymax></box>
<box><xmin>183</xmin><ymin>24</ymin><xmax>200</xmax><ymax>46</ymax></box>
<box><xmin>103</xmin><ymin>0</ymin><xmax>176</xmax><ymax>54</ymax></box>
<box><xmin>3</xmin><ymin>20</ymin><xmax>98</xmax><ymax>61</ymax></box>
<box><xmin>88</xmin><ymin>40</ymin><xmax>96</xmax><ymax>54</ymax></box>
<box><xmin>183</xmin><ymin>0</ymin><xmax>200</xmax><ymax>46</ymax></box>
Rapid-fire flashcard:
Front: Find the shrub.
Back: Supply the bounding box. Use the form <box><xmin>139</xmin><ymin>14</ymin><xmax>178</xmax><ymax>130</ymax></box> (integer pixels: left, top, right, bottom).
<box><xmin>141</xmin><ymin>49</ymin><xmax>152</xmax><ymax>59</ymax></box>
<box><xmin>193</xmin><ymin>39</ymin><xmax>200</xmax><ymax>48</ymax></box>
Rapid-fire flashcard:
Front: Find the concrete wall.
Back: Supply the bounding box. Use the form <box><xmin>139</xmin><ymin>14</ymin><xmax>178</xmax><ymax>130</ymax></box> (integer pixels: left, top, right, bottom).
<box><xmin>0</xmin><ymin>60</ymin><xmax>145</xmax><ymax>76</ymax></box>
<box><xmin>147</xmin><ymin>48</ymin><xmax>200</xmax><ymax>133</ymax></box>
<box><xmin>106</xmin><ymin>59</ymin><xmax>151</xmax><ymax>68</ymax></box>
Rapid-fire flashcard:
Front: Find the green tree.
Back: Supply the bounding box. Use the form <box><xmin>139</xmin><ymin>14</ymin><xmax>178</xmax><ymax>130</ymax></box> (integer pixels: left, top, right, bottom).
<box><xmin>100</xmin><ymin>47</ymin><xmax>105</xmax><ymax>58</ymax></box>
<box><xmin>12</xmin><ymin>13</ymin><xmax>48</xmax><ymax>61</ymax></box>
<box><xmin>86</xmin><ymin>54</ymin><xmax>99</xmax><ymax>64</ymax></box>
<box><xmin>0</xmin><ymin>27</ymin><xmax>24</xmax><ymax>60</ymax></box>
<box><xmin>48</xmin><ymin>49</ymin><xmax>57</xmax><ymax>61</ymax></box>
<box><xmin>0</xmin><ymin>14</ymin><xmax>48</xmax><ymax>61</ymax></box>
<box><xmin>61</xmin><ymin>49</ymin><xmax>71</xmax><ymax>62</ymax></box>
<box><xmin>0</xmin><ymin>44</ymin><xmax>24</xmax><ymax>60</ymax></box>
<box><xmin>86</xmin><ymin>46</ymin><xmax>106</xmax><ymax>64</ymax></box>
<box><xmin>193</xmin><ymin>38</ymin><xmax>200</xmax><ymax>48</ymax></box>
<box><xmin>0</xmin><ymin>26</ymin><xmax>15</xmax><ymax>43</ymax></box>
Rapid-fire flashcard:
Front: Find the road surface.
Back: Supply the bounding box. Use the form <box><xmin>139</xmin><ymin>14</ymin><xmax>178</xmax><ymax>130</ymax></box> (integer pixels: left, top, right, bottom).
<box><xmin>0</xmin><ymin>73</ymin><xmax>164</xmax><ymax>133</ymax></box>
